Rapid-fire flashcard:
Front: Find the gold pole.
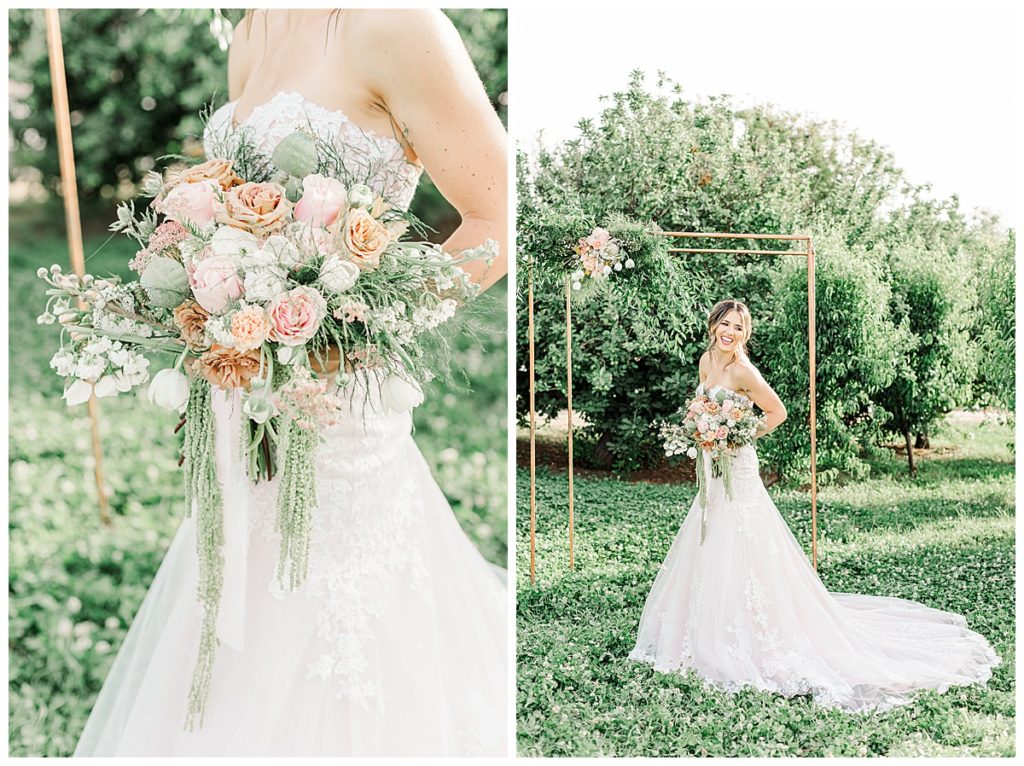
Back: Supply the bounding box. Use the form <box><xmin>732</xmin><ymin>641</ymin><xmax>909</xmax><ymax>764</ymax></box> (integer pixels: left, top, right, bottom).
<box><xmin>807</xmin><ymin>238</ymin><xmax>818</xmax><ymax>570</ymax></box>
<box><xmin>528</xmin><ymin>265</ymin><xmax>537</xmax><ymax>585</ymax></box>
<box><xmin>45</xmin><ymin>9</ymin><xmax>111</xmax><ymax>525</ymax></box>
<box><xmin>666</xmin><ymin>247</ymin><xmax>810</xmax><ymax>257</ymax></box>
<box><xmin>658</xmin><ymin>231</ymin><xmax>810</xmax><ymax>241</ymax></box>
<box><xmin>565</xmin><ymin>276</ymin><xmax>575</xmax><ymax>570</ymax></box>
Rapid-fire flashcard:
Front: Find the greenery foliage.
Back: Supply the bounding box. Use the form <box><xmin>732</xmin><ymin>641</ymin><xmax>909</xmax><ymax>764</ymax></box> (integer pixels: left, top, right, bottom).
<box><xmin>7</xmin><ymin>207</ymin><xmax>507</xmax><ymax>756</ymax></box>
<box><xmin>876</xmin><ymin>242</ymin><xmax>978</xmax><ymax>472</ymax></box>
<box><xmin>517</xmin><ymin>416</ymin><xmax>1015</xmax><ymax>756</ymax></box>
<box><xmin>517</xmin><ymin>70</ymin><xmax>1013</xmax><ymax>477</ymax></box>
<box><xmin>973</xmin><ymin>231</ymin><xmax>1015</xmax><ymax>411</ymax></box>
<box><xmin>8</xmin><ymin>8</ymin><xmax>507</xmax><ymax>240</ymax></box>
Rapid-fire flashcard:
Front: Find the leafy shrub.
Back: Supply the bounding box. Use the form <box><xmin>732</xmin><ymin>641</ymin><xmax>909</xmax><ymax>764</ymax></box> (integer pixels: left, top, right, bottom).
<box><xmin>758</xmin><ymin>231</ymin><xmax>906</xmax><ymax>481</ymax></box>
<box><xmin>876</xmin><ymin>243</ymin><xmax>978</xmax><ymax>473</ymax></box>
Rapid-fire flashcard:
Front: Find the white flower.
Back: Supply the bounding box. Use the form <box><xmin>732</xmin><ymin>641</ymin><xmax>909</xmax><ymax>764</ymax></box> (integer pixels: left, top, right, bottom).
<box><xmin>572</xmin><ymin>281</ymin><xmax>582</xmax><ymax>291</ymax></box>
<box><xmin>243</xmin><ymin>267</ymin><xmax>288</xmax><ymax>303</ymax></box>
<box><xmin>625</xmin><ymin>258</ymin><xmax>635</xmax><ymax>269</ymax></box>
<box><xmin>381</xmin><ymin>374</ymin><xmax>424</xmax><ymax>413</ymax></box>
<box><xmin>686</xmin><ymin>447</ymin><xmax>698</xmax><ymax>459</ymax></box>
<box><xmin>242</xmin><ymin>393</ymin><xmax>277</xmax><ymax>424</ymax></box>
<box><xmin>614</xmin><ymin>262</ymin><xmax>623</xmax><ymax>272</ymax></box>
<box><xmin>204</xmin><ymin>315</ymin><xmax>236</xmax><ymax>348</ymax></box>
<box><xmin>209</xmin><ymin>226</ymin><xmax>260</xmax><ymax>263</ymax></box>
<box><xmin>83</xmin><ymin>337</ymin><xmax>113</xmax><ymax>357</ymax></box>
<box><xmin>75</xmin><ymin>356</ymin><xmax>106</xmax><ymax>381</ymax></box>
<box><xmin>50</xmin><ymin>350</ymin><xmax>77</xmax><ymax>377</ymax></box>
<box><xmin>63</xmin><ymin>379</ymin><xmax>93</xmax><ymax>406</ymax></box>
<box><xmin>94</xmin><ymin>375</ymin><xmax>120</xmax><ymax>399</ymax></box>
<box><xmin>319</xmin><ymin>256</ymin><xmax>360</xmax><ymax>293</ymax></box>
<box><xmin>602</xmin><ymin>265</ymin><xmax>612</xmax><ymax>275</ymax></box>
<box><xmin>262</xmin><ymin>233</ymin><xmax>301</xmax><ymax>268</ymax></box>
<box><xmin>147</xmin><ymin>368</ymin><xmax>190</xmax><ymax>413</ymax></box>
<box><xmin>276</xmin><ymin>345</ymin><xmax>303</xmax><ymax>366</ymax></box>
<box><xmin>348</xmin><ymin>183</ymin><xmax>374</xmax><ymax>208</ymax></box>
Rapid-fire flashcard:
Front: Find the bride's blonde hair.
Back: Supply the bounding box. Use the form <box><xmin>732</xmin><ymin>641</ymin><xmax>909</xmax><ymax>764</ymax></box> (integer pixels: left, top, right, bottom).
<box><xmin>706</xmin><ymin>299</ymin><xmax>752</xmax><ymax>369</ymax></box>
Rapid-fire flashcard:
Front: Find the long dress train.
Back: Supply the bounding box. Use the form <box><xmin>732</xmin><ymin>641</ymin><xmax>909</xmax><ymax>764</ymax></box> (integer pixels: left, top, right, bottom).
<box><xmin>74</xmin><ymin>92</ymin><xmax>507</xmax><ymax>756</ymax></box>
<box><xmin>628</xmin><ymin>382</ymin><xmax>999</xmax><ymax>712</ymax></box>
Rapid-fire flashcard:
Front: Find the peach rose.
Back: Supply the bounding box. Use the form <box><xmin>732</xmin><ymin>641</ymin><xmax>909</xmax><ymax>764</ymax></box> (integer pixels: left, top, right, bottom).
<box><xmin>216</xmin><ymin>182</ymin><xmax>292</xmax><ymax>237</ymax></box>
<box><xmin>339</xmin><ymin>208</ymin><xmax>389</xmax><ymax>270</ymax></box>
<box><xmin>586</xmin><ymin>227</ymin><xmax>611</xmax><ymax>249</ymax></box>
<box><xmin>230</xmin><ymin>305</ymin><xmax>273</xmax><ymax>353</ymax></box>
<box><xmin>173</xmin><ymin>300</ymin><xmax>211</xmax><ymax>351</ymax></box>
<box><xmin>168</xmin><ymin>158</ymin><xmax>243</xmax><ymax>192</ymax></box>
<box><xmin>157</xmin><ymin>179</ymin><xmax>219</xmax><ymax>227</ymax></box>
<box><xmin>197</xmin><ymin>344</ymin><xmax>263</xmax><ymax>390</ymax></box>
<box><xmin>294</xmin><ymin>174</ymin><xmax>348</xmax><ymax>228</ymax></box>
<box><xmin>267</xmin><ymin>286</ymin><xmax>327</xmax><ymax>346</ymax></box>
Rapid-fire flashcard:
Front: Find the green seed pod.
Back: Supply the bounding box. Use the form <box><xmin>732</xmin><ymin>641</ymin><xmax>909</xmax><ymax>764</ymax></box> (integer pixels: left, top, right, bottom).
<box><xmin>271</xmin><ymin>132</ymin><xmax>318</xmax><ymax>179</ymax></box>
<box><xmin>284</xmin><ymin>175</ymin><xmax>304</xmax><ymax>203</ymax></box>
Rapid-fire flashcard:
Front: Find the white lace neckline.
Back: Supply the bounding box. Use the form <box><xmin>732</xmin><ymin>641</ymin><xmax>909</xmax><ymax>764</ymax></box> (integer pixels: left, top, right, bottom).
<box><xmin>226</xmin><ymin>90</ymin><xmax>403</xmax><ymax>149</ymax></box>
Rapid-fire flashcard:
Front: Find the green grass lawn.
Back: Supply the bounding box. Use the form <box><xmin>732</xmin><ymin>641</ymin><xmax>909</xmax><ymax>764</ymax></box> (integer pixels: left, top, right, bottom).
<box><xmin>7</xmin><ymin>202</ymin><xmax>507</xmax><ymax>756</ymax></box>
<box><xmin>516</xmin><ymin>415</ymin><xmax>1015</xmax><ymax>757</ymax></box>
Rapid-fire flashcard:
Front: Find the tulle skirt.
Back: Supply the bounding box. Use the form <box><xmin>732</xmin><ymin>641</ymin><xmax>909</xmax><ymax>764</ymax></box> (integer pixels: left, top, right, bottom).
<box><xmin>75</xmin><ymin>378</ymin><xmax>507</xmax><ymax>756</ymax></box>
<box><xmin>629</xmin><ymin>445</ymin><xmax>1000</xmax><ymax>712</ymax></box>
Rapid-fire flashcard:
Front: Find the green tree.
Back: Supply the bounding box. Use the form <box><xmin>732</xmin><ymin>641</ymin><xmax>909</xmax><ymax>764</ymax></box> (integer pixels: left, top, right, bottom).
<box><xmin>973</xmin><ymin>231</ymin><xmax>1015</xmax><ymax>412</ymax></box>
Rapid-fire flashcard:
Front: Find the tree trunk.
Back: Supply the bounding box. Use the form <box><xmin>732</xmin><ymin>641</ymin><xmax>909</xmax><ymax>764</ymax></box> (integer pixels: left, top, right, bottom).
<box><xmin>903</xmin><ymin>428</ymin><xmax>917</xmax><ymax>477</ymax></box>
<box><xmin>592</xmin><ymin>431</ymin><xmax>615</xmax><ymax>470</ymax></box>
<box><xmin>915</xmin><ymin>431</ymin><xmax>930</xmax><ymax>449</ymax></box>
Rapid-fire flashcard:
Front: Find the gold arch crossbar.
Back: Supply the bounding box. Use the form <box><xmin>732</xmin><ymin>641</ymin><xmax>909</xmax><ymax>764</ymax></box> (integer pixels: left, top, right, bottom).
<box><xmin>527</xmin><ymin>231</ymin><xmax>818</xmax><ymax>586</ymax></box>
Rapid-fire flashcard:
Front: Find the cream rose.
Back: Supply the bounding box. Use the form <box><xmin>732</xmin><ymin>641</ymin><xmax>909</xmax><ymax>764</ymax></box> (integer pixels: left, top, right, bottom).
<box><xmin>267</xmin><ymin>286</ymin><xmax>327</xmax><ymax>346</ymax></box>
<box><xmin>168</xmin><ymin>158</ymin><xmax>243</xmax><ymax>192</ymax></box>
<box><xmin>216</xmin><ymin>182</ymin><xmax>292</xmax><ymax>237</ymax></box>
<box><xmin>339</xmin><ymin>208</ymin><xmax>389</xmax><ymax>270</ymax></box>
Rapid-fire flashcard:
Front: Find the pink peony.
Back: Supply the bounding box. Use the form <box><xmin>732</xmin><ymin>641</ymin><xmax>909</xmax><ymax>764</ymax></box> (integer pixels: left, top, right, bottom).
<box><xmin>267</xmin><ymin>286</ymin><xmax>327</xmax><ymax>346</ymax></box>
<box><xmin>156</xmin><ymin>180</ymin><xmax>219</xmax><ymax>227</ymax></box>
<box><xmin>190</xmin><ymin>254</ymin><xmax>244</xmax><ymax>314</ymax></box>
<box><xmin>294</xmin><ymin>174</ymin><xmax>348</xmax><ymax>228</ymax></box>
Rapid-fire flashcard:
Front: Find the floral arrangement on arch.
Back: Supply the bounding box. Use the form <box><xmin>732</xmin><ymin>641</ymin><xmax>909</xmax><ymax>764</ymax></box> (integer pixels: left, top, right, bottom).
<box><xmin>569</xmin><ymin>226</ymin><xmax>635</xmax><ymax>290</ymax></box>
<box><xmin>38</xmin><ymin>122</ymin><xmax>495</xmax><ymax>729</ymax></box>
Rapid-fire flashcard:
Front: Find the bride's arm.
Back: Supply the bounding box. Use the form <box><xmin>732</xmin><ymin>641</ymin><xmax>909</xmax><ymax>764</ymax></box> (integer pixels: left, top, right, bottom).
<box><xmin>360</xmin><ymin>10</ymin><xmax>508</xmax><ymax>291</ymax></box>
<box><xmin>736</xmin><ymin>363</ymin><xmax>787</xmax><ymax>437</ymax></box>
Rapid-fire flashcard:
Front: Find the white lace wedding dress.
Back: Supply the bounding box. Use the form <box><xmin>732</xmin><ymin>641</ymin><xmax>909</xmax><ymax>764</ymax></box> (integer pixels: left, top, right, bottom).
<box><xmin>74</xmin><ymin>92</ymin><xmax>507</xmax><ymax>757</ymax></box>
<box><xmin>628</xmin><ymin>381</ymin><xmax>1000</xmax><ymax>712</ymax></box>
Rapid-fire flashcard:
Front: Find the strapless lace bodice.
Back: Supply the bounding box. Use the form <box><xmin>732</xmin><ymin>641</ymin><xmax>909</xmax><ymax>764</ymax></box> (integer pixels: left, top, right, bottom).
<box><xmin>203</xmin><ymin>90</ymin><xmax>423</xmax><ymax>210</ymax></box>
<box><xmin>696</xmin><ymin>380</ymin><xmax>753</xmax><ymax>405</ymax></box>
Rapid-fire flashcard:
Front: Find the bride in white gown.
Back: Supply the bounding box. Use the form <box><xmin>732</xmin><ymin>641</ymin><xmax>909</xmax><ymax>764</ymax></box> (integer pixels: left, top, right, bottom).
<box><xmin>75</xmin><ymin>10</ymin><xmax>508</xmax><ymax>757</ymax></box>
<box><xmin>629</xmin><ymin>300</ymin><xmax>1000</xmax><ymax>712</ymax></box>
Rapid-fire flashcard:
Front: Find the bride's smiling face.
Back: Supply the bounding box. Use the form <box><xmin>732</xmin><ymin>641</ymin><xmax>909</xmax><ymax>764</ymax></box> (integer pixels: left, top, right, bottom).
<box><xmin>714</xmin><ymin>310</ymin><xmax>746</xmax><ymax>353</ymax></box>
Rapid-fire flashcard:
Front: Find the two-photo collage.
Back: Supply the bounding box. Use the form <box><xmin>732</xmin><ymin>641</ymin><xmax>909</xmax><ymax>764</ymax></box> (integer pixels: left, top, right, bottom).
<box><xmin>6</xmin><ymin>1</ymin><xmax>1017</xmax><ymax>759</ymax></box>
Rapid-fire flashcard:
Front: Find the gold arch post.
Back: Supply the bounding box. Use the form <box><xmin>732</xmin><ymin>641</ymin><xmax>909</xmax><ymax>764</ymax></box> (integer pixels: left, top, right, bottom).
<box><xmin>45</xmin><ymin>9</ymin><xmax>111</xmax><ymax>524</ymax></box>
<box><xmin>527</xmin><ymin>231</ymin><xmax>818</xmax><ymax>583</ymax></box>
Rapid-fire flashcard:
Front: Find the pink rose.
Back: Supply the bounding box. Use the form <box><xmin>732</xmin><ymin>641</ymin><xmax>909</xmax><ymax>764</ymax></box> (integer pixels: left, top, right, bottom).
<box><xmin>190</xmin><ymin>254</ymin><xmax>244</xmax><ymax>314</ymax></box>
<box><xmin>715</xmin><ymin>427</ymin><xmax>728</xmax><ymax>439</ymax></box>
<box><xmin>294</xmin><ymin>174</ymin><xmax>348</xmax><ymax>228</ymax></box>
<box><xmin>157</xmin><ymin>179</ymin><xmax>218</xmax><ymax>227</ymax></box>
<box><xmin>721</xmin><ymin>399</ymin><xmax>734</xmax><ymax>413</ymax></box>
<box><xmin>586</xmin><ymin>227</ymin><xmax>611</xmax><ymax>249</ymax></box>
<box><xmin>267</xmin><ymin>286</ymin><xmax>327</xmax><ymax>346</ymax></box>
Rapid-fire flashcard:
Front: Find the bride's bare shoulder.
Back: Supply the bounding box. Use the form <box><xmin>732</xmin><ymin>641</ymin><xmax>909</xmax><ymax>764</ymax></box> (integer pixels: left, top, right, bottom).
<box><xmin>345</xmin><ymin>9</ymin><xmax>464</xmax><ymax>70</ymax></box>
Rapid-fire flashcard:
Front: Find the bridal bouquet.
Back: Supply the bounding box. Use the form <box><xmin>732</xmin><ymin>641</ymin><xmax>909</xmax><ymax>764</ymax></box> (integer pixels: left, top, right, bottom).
<box><xmin>38</xmin><ymin>127</ymin><xmax>495</xmax><ymax>728</ymax></box>
<box><xmin>660</xmin><ymin>388</ymin><xmax>764</xmax><ymax>542</ymax></box>
<box><xmin>569</xmin><ymin>226</ymin><xmax>634</xmax><ymax>290</ymax></box>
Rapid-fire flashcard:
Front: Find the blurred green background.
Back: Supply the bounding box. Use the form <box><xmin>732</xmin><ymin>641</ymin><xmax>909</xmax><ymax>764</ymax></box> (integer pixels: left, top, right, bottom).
<box><xmin>8</xmin><ymin>8</ymin><xmax>508</xmax><ymax>757</ymax></box>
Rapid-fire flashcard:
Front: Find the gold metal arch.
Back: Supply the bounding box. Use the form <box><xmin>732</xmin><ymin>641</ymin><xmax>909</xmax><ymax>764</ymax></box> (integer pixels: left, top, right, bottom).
<box><xmin>527</xmin><ymin>231</ymin><xmax>817</xmax><ymax>585</ymax></box>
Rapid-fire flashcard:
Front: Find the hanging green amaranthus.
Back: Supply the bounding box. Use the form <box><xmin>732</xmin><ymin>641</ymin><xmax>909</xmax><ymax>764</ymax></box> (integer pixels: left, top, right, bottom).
<box><xmin>274</xmin><ymin>418</ymin><xmax>319</xmax><ymax>590</ymax></box>
<box><xmin>696</xmin><ymin>450</ymin><xmax>735</xmax><ymax>544</ymax></box>
<box><xmin>181</xmin><ymin>378</ymin><xmax>224</xmax><ymax>731</ymax></box>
